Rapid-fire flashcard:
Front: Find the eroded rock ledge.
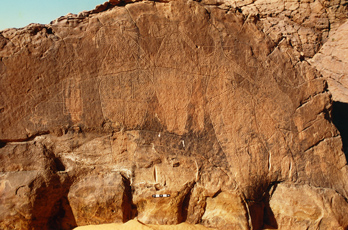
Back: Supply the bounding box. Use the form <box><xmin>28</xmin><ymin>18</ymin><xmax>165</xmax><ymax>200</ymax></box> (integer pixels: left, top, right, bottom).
<box><xmin>1</xmin><ymin>0</ymin><xmax>348</xmax><ymax>229</ymax></box>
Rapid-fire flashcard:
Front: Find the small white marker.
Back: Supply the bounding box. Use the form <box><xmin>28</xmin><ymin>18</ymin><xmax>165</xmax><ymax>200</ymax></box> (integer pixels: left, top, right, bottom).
<box><xmin>181</xmin><ymin>140</ymin><xmax>185</xmax><ymax>148</ymax></box>
<box><xmin>158</xmin><ymin>133</ymin><xmax>161</xmax><ymax>138</ymax></box>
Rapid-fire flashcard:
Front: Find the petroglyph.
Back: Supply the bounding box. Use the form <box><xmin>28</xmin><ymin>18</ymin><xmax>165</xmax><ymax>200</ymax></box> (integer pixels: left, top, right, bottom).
<box><xmin>1</xmin><ymin>1</ymin><xmax>348</xmax><ymax>229</ymax></box>
<box><xmin>63</xmin><ymin>77</ymin><xmax>83</xmax><ymax>124</ymax></box>
<box><xmin>99</xmin><ymin>70</ymin><xmax>154</xmax><ymax>128</ymax></box>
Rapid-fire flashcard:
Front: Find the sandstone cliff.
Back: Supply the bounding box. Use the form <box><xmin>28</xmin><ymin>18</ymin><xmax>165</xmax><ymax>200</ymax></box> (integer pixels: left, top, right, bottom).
<box><xmin>1</xmin><ymin>0</ymin><xmax>348</xmax><ymax>229</ymax></box>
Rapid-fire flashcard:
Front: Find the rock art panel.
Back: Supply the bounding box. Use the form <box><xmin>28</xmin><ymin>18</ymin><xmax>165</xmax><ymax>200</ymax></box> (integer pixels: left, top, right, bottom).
<box><xmin>1</xmin><ymin>0</ymin><xmax>348</xmax><ymax>229</ymax></box>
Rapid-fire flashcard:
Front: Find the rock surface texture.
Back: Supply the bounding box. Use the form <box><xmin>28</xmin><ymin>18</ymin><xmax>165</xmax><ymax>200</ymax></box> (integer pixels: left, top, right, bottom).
<box><xmin>311</xmin><ymin>20</ymin><xmax>348</xmax><ymax>103</ymax></box>
<box><xmin>1</xmin><ymin>0</ymin><xmax>348</xmax><ymax>229</ymax></box>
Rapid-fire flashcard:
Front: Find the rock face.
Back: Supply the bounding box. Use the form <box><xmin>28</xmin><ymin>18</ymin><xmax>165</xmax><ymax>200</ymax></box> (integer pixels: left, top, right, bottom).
<box><xmin>1</xmin><ymin>0</ymin><xmax>348</xmax><ymax>229</ymax></box>
<box><xmin>311</xmin><ymin>20</ymin><xmax>348</xmax><ymax>103</ymax></box>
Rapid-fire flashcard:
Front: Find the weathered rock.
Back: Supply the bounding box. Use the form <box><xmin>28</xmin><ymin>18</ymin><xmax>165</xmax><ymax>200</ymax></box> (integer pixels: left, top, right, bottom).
<box><xmin>310</xmin><ymin>20</ymin><xmax>348</xmax><ymax>103</ymax></box>
<box><xmin>1</xmin><ymin>0</ymin><xmax>348</xmax><ymax>229</ymax></box>
<box><xmin>202</xmin><ymin>0</ymin><xmax>347</xmax><ymax>58</ymax></box>
<box><xmin>268</xmin><ymin>183</ymin><xmax>348</xmax><ymax>230</ymax></box>
<box><xmin>68</xmin><ymin>171</ymin><xmax>134</xmax><ymax>225</ymax></box>
<box><xmin>0</xmin><ymin>138</ymin><xmax>75</xmax><ymax>230</ymax></box>
<box><xmin>201</xmin><ymin>191</ymin><xmax>249</xmax><ymax>229</ymax></box>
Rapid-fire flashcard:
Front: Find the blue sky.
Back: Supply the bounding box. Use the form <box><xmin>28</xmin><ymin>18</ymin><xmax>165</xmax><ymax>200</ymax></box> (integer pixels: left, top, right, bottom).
<box><xmin>0</xmin><ymin>0</ymin><xmax>104</xmax><ymax>30</ymax></box>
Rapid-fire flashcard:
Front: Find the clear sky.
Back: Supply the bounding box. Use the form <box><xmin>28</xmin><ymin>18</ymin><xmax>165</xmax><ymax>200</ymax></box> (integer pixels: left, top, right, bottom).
<box><xmin>0</xmin><ymin>0</ymin><xmax>104</xmax><ymax>31</ymax></box>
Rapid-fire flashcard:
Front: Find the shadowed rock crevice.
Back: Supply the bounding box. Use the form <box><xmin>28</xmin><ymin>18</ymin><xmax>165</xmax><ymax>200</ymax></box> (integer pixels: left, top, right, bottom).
<box><xmin>48</xmin><ymin>196</ymin><xmax>77</xmax><ymax>230</ymax></box>
<box><xmin>332</xmin><ymin>101</ymin><xmax>348</xmax><ymax>158</ymax></box>
<box><xmin>261</xmin><ymin>183</ymin><xmax>279</xmax><ymax>230</ymax></box>
<box><xmin>180</xmin><ymin>182</ymin><xmax>196</xmax><ymax>223</ymax></box>
<box><xmin>262</xmin><ymin>202</ymin><xmax>278</xmax><ymax>230</ymax></box>
<box><xmin>245</xmin><ymin>182</ymin><xmax>280</xmax><ymax>230</ymax></box>
<box><xmin>121</xmin><ymin>174</ymin><xmax>138</xmax><ymax>222</ymax></box>
<box><xmin>0</xmin><ymin>131</ymin><xmax>50</xmax><ymax>143</ymax></box>
<box><xmin>53</xmin><ymin>157</ymin><xmax>66</xmax><ymax>172</ymax></box>
<box><xmin>30</xmin><ymin>174</ymin><xmax>76</xmax><ymax>230</ymax></box>
<box><xmin>0</xmin><ymin>140</ymin><xmax>6</xmax><ymax>148</ymax></box>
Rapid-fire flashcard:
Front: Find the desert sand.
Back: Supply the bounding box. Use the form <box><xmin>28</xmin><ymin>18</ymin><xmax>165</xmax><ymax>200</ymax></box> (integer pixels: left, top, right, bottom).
<box><xmin>74</xmin><ymin>219</ymin><xmax>212</xmax><ymax>230</ymax></box>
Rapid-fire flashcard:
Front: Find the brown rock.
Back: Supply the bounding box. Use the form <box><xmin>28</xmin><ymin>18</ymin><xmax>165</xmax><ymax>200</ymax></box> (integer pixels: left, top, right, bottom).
<box><xmin>1</xmin><ymin>0</ymin><xmax>348</xmax><ymax>229</ymax></box>
<box><xmin>268</xmin><ymin>183</ymin><xmax>348</xmax><ymax>229</ymax></box>
<box><xmin>68</xmin><ymin>172</ymin><xmax>134</xmax><ymax>225</ymax></box>
<box><xmin>310</xmin><ymin>20</ymin><xmax>348</xmax><ymax>103</ymax></box>
<box><xmin>0</xmin><ymin>138</ymin><xmax>75</xmax><ymax>230</ymax></box>
<box><xmin>201</xmin><ymin>191</ymin><xmax>249</xmax><ymax>229</ymax></box>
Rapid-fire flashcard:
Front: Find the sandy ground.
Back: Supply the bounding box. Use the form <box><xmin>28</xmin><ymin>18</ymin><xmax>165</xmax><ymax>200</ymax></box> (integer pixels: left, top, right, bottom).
<box><xmin>74</xmin><ymin>219</ymin><xmax>212</xmax><ymax>230</ymax></box>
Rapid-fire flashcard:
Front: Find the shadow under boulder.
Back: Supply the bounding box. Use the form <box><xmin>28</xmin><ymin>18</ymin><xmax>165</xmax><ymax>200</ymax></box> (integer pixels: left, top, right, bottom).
<box><xmin>331</xmin><ymin>101</ymin><xmax>348</xmax><ymax>157</ymax></box>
